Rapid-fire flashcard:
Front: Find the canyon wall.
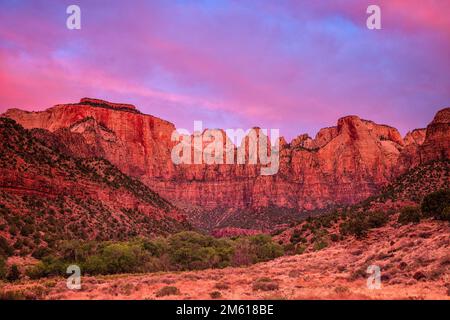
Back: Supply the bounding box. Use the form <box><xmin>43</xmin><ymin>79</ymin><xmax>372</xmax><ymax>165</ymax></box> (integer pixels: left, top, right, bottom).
<box><xmin>3</xmin><ymin>99</ymin><xmax>449</xmax><ymax>220</ymax></box>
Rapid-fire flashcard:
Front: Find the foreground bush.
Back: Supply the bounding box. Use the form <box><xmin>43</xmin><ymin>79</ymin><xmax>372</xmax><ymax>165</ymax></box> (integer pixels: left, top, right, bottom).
<box><xmin>398</xmin><ymin>206</ymin><xmax>421</xmax><ymax>225</ymax></box>
<box><xmin>252</xmin><ymin>277</ymin><xmax>279</xmax><ymax>291</ymax></box>
<box><xmin>0</xmin><ymin>256</ymin><xmax>6</xmax><ymax>280</ymax></box>
<box><xmin>155</xmin><ymin>286</ymin><xmax>180</xmax><ymax>297</ymax></box>
<box><xmin>421</xmin><ymin>189</ymin><xmax>450</xmax><ymax>221</ymax></box>
<box><xmin>6</xmin><ymin>264</ymin><xmax>20</xmax><ymax>282</ymax></box>
<box><xmin>340</xmin><ymin>211</ymin><xmax>389</xmax><ymax>238</ymax></box>
<box><xmin>167</xmin><ymin>231</ymin><xmax>234</xmax><ymax>270</ymax></box>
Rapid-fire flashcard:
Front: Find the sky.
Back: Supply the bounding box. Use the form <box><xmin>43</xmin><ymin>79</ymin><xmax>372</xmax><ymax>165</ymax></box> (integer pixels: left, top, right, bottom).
<box><xmin>0</xmin><ymin>0</ymin><xmax>449</xmax><ymax>140</ymax></box>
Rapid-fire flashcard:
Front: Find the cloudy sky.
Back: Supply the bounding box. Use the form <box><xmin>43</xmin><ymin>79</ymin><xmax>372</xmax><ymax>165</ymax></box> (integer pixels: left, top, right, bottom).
<box><xmin>0</xmin><ymin>0</ymin><xmax>449</xmax><ymax>140</ymax></box>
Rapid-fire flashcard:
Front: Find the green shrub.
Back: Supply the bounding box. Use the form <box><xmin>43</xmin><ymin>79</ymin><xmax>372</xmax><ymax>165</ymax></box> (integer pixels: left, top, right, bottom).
<box><xmin>167</xmin><ymin>231</ymin><xmax>234</xmax><ymax>270</ymax></box>
<box><xmin>31</xmin><ymin>246</ymin><xmax>51</xmax><ymax>260</ymax></box>
<box><xmin>0</xmin><ymin>290</ymin><xmax>26</xmax><ymax>300</ymax></box>
<box><xmin>210</xmin><ymin>291</ymin><xmax>222</xmax><ymax>299</ymax></box>
<box><xmin>289</xmin><ymin>229</ymin><xmax>302</xmax><ymax>244</ymax></box>
<box><xmin>0</xmin><ymin>256</ymin><xmax>6</xmax><ymax>280</ymax></box>
<box><xmin>0</xmin><ymin>236</ymin><xmax>13</xmax><ymax>257</ymax></box>
<box><xmin>214</xmin><ymin>282</ymin><xmax>229</xmax><ymax>290</ymax></box>
<box><xmin>141</xmin><ymin>237</ymin><xmax>168</xmax><ymax>257</ymax></box>
<box><xmin>398</xmin><ymin>206</ymin><xmax>421</xmax><ymax>225</ymax></box>
<box><xmin>367</xmin><ymin>211</ymin><xmax>389</xmax><ymax>228</ymax></box>
<box><xmin>442</xmin><ymin>207</ymin><xmax>450</xmax><ymax>221</ymax></box>
<box><xmin>26</xmin><ymin>256</ymin><xmax>66</xmax><ymax>279</ymax></box>
<box><xmin>340</xmin><ymin>211</ymin><xmax>389</xmax><ymax>238</ymax></box>
<box><xmin>248</xmin><ymin>234</ymin><xmax>284</xmax><ymax>263</ymax></box>
<box><xmin>6</xmin><ymin>264</ymin><xmax>20</xmax><ymax>282</ymax></box>
<box><xmin>340</xmin><ymin>215</ymin><xmax>369</xmax><ymax>238</ymax></box>
<box><xmin>330</xmin><ymin>234</ymin><xmax>340</xmax><ymax>242</ymax></box>
<box><xmin>282</xmin><ymin>243</ymin><xmax>295</xmax><ymax>255</ymax></box>
<box><xmin>295</xmin><ymin>244</ymin><xmax>307</xmax><ymax>255</ymax></box>
<box><xmin>97</xmin><ymin>243</ymin><xmax>149</xmax><ymax>274</ymax></box>
<box><xmin>421</xmin><ymin>190</ymin><xmax>450</xmax><ymax>221</ymax></box>
<box><xmin>313</xmin><ymin>240</ymin><xmax>328</xmax><ymax>251</ymax></box>
<box><xmin>252</xmin><ymin>278</ymin><xmax>279</xmax><ymax>291</ymax></box>
<box><xmin>155</xmin><ymin>286</ymin><xmax>180</xmax><ymax>297</ymax></box>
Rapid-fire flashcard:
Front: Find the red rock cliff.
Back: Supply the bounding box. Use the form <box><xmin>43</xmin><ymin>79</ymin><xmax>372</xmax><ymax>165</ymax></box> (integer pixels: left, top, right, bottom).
<box><xmin>3</xmin><ymin>100</ymin><xmax>449</xmax><ymax>218</ymax></box>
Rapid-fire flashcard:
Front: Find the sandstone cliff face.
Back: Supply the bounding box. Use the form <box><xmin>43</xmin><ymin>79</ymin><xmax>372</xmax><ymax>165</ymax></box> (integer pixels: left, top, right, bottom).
<box><xmin>3</xmin><ymin>99</ymin><xmax>449</xmax><ymax>229</ymax></box>
<box><xmin>420</xmin><ymin>108</ymin><xmax>450</xmax><ymax>163</ymax></box>
<box><xmin>4</xmin><ymin>99</ymin><xmax>177</xmax><ymax>179</ymax></box>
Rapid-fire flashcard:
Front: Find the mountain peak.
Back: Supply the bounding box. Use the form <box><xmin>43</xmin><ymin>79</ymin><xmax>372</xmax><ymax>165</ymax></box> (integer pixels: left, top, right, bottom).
<box><xmin>54</xmin><ymin>98</ymin><xmax>141</xmax><ymax>114</ymax></box>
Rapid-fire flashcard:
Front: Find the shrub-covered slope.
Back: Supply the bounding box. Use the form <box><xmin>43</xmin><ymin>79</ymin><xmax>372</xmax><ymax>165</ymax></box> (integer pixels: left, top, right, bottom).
<box><xmin>0</xmin><ymin>117</ymin><xmax>191</xmax><ymax>257</ymax></box>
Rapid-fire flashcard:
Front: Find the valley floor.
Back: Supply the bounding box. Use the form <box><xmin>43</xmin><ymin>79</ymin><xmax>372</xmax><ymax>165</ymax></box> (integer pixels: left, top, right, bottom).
<box><xmin>1</xmin><ymin>220</ymin><xmax>449</xmax><ymax>300</ymax></box>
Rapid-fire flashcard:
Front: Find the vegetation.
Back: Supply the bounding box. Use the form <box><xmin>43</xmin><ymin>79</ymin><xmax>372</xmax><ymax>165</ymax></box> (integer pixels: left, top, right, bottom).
<box><xmin>0</xmin><ymin>256</ymin><xmax>6</xmax><ymax>280</ymax></box>
<box><xmin>339</xmin><ymin>211</ymin><xmax>389</xmax><ymax>239</ymax></box>
<box><xmin>210</xmin><ymin>291</ymin><xmax>222</xmax><ymax>299</ymax></box>
<box><xmin>155</xmin><ymin>286</ymin><xmax>180</xmax><ymax>297</ymax></box>
<box><xmin>7</xmin><ymin>264</ymin><xmax>21</xmax><ymax>282</ymax></box>
<box><xmin>421</xmin><ymin>189</ymin><xmax>450</xmax><ymax>221</ymax></box>
<box><xmin>26</xmin><ymin>232</ymin><xmax>284</xmax><ymax>279</ymax></box>
<box><xmin>252</xmin><ymin>277</ymin><xmax>279</xmax><ymax>291</ymax></box>
<box><xmin>398</xmin><ymin>206</ymin><xmax>422</xmax><ymax>225</ymax></box>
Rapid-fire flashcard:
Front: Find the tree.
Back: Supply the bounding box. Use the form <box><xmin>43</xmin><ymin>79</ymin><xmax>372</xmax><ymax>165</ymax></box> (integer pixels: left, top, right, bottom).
<box><xmin>398</xmin><ymin>206</ymin><xmax>421</xmax><ymax>225</ymax></box>
<box><xmin>421</xmin><ymin>189</ymin><xmax>450</xmax><ymax>221</ymax></box>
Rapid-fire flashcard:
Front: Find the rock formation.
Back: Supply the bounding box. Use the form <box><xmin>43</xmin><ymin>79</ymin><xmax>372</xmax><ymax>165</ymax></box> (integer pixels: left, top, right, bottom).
<box><xmin>2</xmin><ymin>99</ymin><xmax>449</xmax><ymax>230</ymax></box>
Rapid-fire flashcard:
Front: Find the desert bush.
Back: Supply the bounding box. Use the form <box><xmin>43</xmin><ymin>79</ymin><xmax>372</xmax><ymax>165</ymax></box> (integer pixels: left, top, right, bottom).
<box><xmin>421</xmin><ymin>189</ymin><xmax>450</xmax><ymax>221</ymax></box>
<box><xmin>0</xmin><ymin>256</ymin><xmax>6</xmax><ymax>280</ymax></box>
<box><xmin>0</xmin><ymin>289</ymin><xmax>26</xmax><ymax>300</ymax></box>
<box><xmin>94</xmin><ymin>243</ymin><xmax>149</xmax><ymax>274</ymax></box>
<box><xmin>282</xmin><ymin>243</ymin><xmax>295</xmax><ymax>255</ymax></box>
<box><xmin>288</xmin><ymin>269</ymin><xmax>302</xmax><ymax>278</ymax></box>
<box><xmin>0</xmin><ymin>236</ymin><xmax>13</xmax><ymax>257</ymax></box>
<box><xmin>340</xmin><ymin>211</ymin><xmax>389</xmax><ymax>238</ymax></box>
<box><xmin>141</xmin><ymin>237</ymin><xmax>168</xmax><ymax>257</ymax></box>
<box><xmin>330</xmin><ymin>233</ymin><xmax>340</xmax><ymax>242</ymax></box>
<box><xmin>167</xmin><ymin>231</ymin><xmax>234</xmax><ymax>270</ymax></box>
<box><xmin>398</xmin><ymin>206</ymin><xmax>421</xmax><ymax>225</ymax></box>
<box><xmin>313</xmin><ymin>240</ymin><xmax>328</xmax><ymax>251</ymax></box>
<box><xmin>26</xmin><ymin>256</ymin><xmax>66</xmax><ymax>279</ymax></box>
<box><xmin>366</xmin><ymin>211</ymin><xmax>389</xmax><ymax>228</ymax></box>
<box><xmin>248</xmin><ymin>234</ymin><xmax>284</xmax><ymax>263</ymax></box>
<box><xmin>210</xmin><ymin>291</ymin><xmax>222</xmax><ymax>299</ymax></box>
<box><xmin>31</xmin><ymin>246</ymin><xmax>51</xmax><ymax>260</ymax></box>
<box><xmin>295</xmin><ymin>244</ymin><xmax>307</xmax><ymax>255</ymax></box>
<box><xmin>442</xmin><ymin>207</ymin><xmax>450</xmax><ymax>222</ymax></box>
<box><xmin>252</xmin><ymin>277</ymin><xmax>279</xmax><ymax>291</ymax></box>
<box><xmin>214</xmin><ymin>282</ymin><xmax>229</xmax><ymax>290</ymax></box>
<box><xmin>340</xmin><ymin>215</ymin><xmax>369</xmax><ymax>238</ymax></box>
<box><xmin>155</xmin><ymin>286</ymin><xmax>180</xmax><ymax>297</ymax></box>
<box><xmin>6</xmin><ymin>264</ymin><xmax>20</xmax><ymax>282</ymax></box>
<box><xmin>334</xmin><ymin>285</ymin><xmax>350</xmax><ymax>295</ymax></box>
<box><xmin>289</xmin><ymin>229</ymin><xmax>303</xmax><ymax>244</ymax></box>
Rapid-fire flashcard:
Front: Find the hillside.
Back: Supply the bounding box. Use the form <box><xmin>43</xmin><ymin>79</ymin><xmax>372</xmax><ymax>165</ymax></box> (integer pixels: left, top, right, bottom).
<box><xmin>273</xmin><ymin>159</ymin><xmax>449</xmax><ymax>252</ymax></box>
<box><xmin>0</xmin><ymin>117</ymin><xmax>191</xmax><ymax>257</ymax></box>
<box><xmin>1</xmin><ymin>218</ymin><xmax>448</xmax><ymax>300</ymax></box>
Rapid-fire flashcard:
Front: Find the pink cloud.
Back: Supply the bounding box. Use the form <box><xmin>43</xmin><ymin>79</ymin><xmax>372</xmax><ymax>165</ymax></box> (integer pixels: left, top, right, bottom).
<box><xmin>0</xmin><ymin>0</ymin><xmax>448</xmax><ymax>140</ymax></box>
